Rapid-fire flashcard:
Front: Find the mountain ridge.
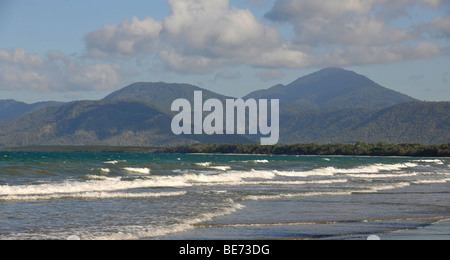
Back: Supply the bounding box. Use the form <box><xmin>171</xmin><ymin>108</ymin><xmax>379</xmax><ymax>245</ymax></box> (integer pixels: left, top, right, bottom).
<box><xmin>0</xmin><ymin>100</ymin><xmax>63</xmax><ymax>121</ymax></box>
<box><xmin>245</xmin><ymin>68</ymin><xmax>418</xmax><ymax>110</ymax></box>
<box><xmin>103</xmin><ymin>82</ymin><xmax>235</xmax><ymax>112</ymax></box>
<box><xmin>0</xmin><ymin>68</ymin><xmax>447</xmax><ymax>147</ymax></box>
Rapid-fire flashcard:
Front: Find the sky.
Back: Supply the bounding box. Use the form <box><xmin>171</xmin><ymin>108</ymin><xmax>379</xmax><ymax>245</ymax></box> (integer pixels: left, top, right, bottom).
<box><xmin>0</xmin><ymin>0</ymin><xmax>449</xmax><ymax>103</ymax></box>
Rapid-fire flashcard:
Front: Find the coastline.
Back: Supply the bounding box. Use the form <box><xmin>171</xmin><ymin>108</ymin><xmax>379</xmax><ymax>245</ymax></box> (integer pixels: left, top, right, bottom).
<box><xmin>158</xmin><ymin>182</ymin><xmax>450</xmax><ymax>241</ymax></box>
<box><xmin>1</xmin><ymin>143</ymin><xmax>449</xmax><ymax>157</ymax></box>
<box><xmin>156</xmin><ymin>143</ymin><xmax>450</xmax><ymax>157</ymax></box>
<box><xmin>380</xmin><ymin>219</ymin><xmax>450</xmax><ymax>240</ymax></box>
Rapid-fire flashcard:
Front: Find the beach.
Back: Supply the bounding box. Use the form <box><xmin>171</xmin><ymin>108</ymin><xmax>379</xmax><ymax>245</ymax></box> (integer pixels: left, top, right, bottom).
<box><xmin>159</xmin><ymin>181</ymin><xmax>450</xmax><ymax>240</ymax></box>
<box><xmin>381</xmin><ymin>219</ymin><xmax>450</xmax><ymax>240</ymax></box>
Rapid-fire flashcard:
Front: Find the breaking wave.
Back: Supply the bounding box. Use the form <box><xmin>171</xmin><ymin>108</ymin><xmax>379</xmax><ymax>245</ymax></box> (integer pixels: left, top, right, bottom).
<box><xmin>123</xmin><ymin>167</ymin><xmax>151</xmax><ymax>174</ymax></box>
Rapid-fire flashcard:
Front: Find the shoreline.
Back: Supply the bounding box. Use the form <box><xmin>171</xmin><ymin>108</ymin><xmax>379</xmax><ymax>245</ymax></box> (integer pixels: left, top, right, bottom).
<box><xmin>0</xmin><ymin>146</ymin><xmax>448</xmax><ymax>159</ymax></box>
<box><xmin>158</xmin><ymin>214</ymin><xmax>450</xmax><ymax>241</ymax></box>
<box><xmin>380</xmin><ymin>219</ymin><xmax>450</xmax><ymax>240</ymax></box>
<box><xmin>159</xmin><ymin>182</ymin><xmax>450</xmax><ymax>241</ymax></box>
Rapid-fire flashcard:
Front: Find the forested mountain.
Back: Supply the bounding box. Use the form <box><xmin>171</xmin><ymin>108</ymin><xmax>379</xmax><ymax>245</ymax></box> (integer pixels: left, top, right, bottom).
<box><xmin>0</xmin><ymin>100</ymin><xmax>62</xmax><ymax>121</ymax></box>
<box><xmin>103</xmin><ymin>82</ymin><xmax>233</xmax><ymax>112</ymax></box>
<box><xmin>245</xmin><ymin>68</ymin><xmax>418</xmax><ymax>110</ymax></box>
<box><xmin>278</xmin><ymin>102</ymin><xmax>450</xmax><ymax>144</ymax></box>
<box><xmin>0</xmin><ymin>68</ymin><xmax>447</xmax><ymax>147</ymax></box>
<box><xmin>0</xmin><ymin>100</ymin><xmax>251</xmax><ymax>147</ymax></box>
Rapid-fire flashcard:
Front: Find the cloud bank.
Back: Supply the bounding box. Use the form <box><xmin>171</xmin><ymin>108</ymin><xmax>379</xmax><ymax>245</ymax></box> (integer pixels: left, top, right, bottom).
<box><xmin>0</xmin><ymin>47</ymin><xmax>120</xmax><ymax>92</ymax></box>
<box><xmin>85</xmin><ymin>0</ymin><xmax>447</xmax><ymax>72</ymax></box>
<box><xmin>85</xmin><ymin>0</ymin><xmax>310</xmax><ymax>73</ymax></box>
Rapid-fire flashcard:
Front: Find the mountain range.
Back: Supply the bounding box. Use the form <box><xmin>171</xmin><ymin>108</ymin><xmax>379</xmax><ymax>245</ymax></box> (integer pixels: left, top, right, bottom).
<box><xmin>0</xmin><ymin>68</ymin><xmax>448</xmax><ymax>147</ymax></box>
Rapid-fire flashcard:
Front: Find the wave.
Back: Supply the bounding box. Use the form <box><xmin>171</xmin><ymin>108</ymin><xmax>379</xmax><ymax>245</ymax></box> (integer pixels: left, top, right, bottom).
<box><xmin>0</xmin><ymin>191</ymin><xmax>187</xmax><ymax>202</ymax></box>
<box><xmin>195</xmin><ymin>162</ymin><xmax>212</xmax><ymax>167</ymax></box>
<box><xmin>103</xmin><ymin>160</ymin><xmax>126</xmax><ymax>165</ymax></box>
<box><xmin>208</xmin><ymin>166</ymin><xmax>232</xmax><ymax>171</ymax></box>
<box><xmin>0</xmin><ymin>169</ymin><xmax>279</xmax><ymax>199</ymax></box>
<box><xmin>184</xmin><ymin>169</ymin><xmax>276</xmax><ymax>185</ymax></box>
<box><xmin>361</xmin><ymin>182</ymin><xmax>412</xmax><ymax>192</ymax></box>
<box><xmin>243</xmin><ymin>181</ymin><xmax>414</xmax><ymax>201</ymax></box>
<box><xmin>241</xmin><ymin>179</ymin><xmax>348</xmax><ymax>186</ymax></box>
<box><xmin>195</xmin><ymin>162</ymin><xmax>231</xmax><ymax>171</ymax></box>
<box><xmin>274</xmin><ymin>163</ymin><xmax>419</xmax><ymax>178</ymax></box>
<box><xmin>242</xmin><ymin>191</ymin><xmax>354</xmax><ymax>201</ymax></box>
<box><xmin>81</xmin><ymin>199</ymin><xmax>245</xmax><ymax>240</ymax></box>
<box><xmin>412</xmin><ymin>159</ymin><xmax>444</xmax><ymax>165</ymax></box>
<box><xmin>412</xmin><ymin>178</ymin><xmax>450</xmax><ymax>184</ymax></box>
<box><xmin>274</xmin><ymin>168</ymin><xmax>335</xmax><ymax>177</ymax></box>
<box><xmin>346</xmin><ymin>173</ymin><xmax>419</xmax><ymax>178</ymax></box>
<box><xmin>90</xmin><ymin>168</ymin><xmax>111</xmax><ymax>174</ymax></box>
<box><xmin>336</xmin><ymin>163</ymin><xmax>418</xmax><ymax>174</ymax></box>
<box><xmin>0</xmin><ymin>176</ymin><xmax>192</xmax><ymax>197</ymax></box>
<box><xmin>123</xmin><ymin>167</ymin><xmax>151</xmax><ymax>174</ymax></box>
<box><xmin>247</xmin><ymin>160</ymin><xmax>269</xmax><ymax>164</ymax></box>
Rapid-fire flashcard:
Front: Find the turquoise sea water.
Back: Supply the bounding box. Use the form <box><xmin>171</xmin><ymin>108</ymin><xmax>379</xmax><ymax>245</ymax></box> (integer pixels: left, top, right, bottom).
<box><xmin>0</xmin><ymin>152</ymin><xmax>449</xmax><ymax>240</ymax></box>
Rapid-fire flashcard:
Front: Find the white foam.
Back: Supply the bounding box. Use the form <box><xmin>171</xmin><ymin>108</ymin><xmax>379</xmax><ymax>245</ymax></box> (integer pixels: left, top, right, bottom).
<box><xmin>347</xmin><ymin>173</ymin><xmax>418</xmax><ymax>178</ymax></box>
<box><xmin>240</xmin><ymin>179</ymin><xmax>348</xmax><ymax>186</ymax></box>
<box><xmin>336</xmin><ymin>163</ymin><xmax>418</xmax><ymax>174</ymax></box>
<box><xmin>195</xmin><ymin>162</ymin><xmax>212</xmax><ymax>167</ymax></box>
<box><xmin>104</xmin><ymin>160</ymin><xmax>118</xmax><ymax>164</ymax></box>
<box><xmin>412</xmin><ymin>178</ymin><xmax>450</xmax><ymax>184</ymax></box>
<box><xmin>274</xmin><ymin>168</ymin><xmax>336</xmax><ymax>177</ymax></box>
<box><xmin>241</xmin><ymin>160</ymin><xmax>269</xmax><ymax>164</ymax></box>
<box><xmin>100</xmin><ymin>168</ymin><xmax>111</xmax><ymax>173</ymax></box>
<box><xmin>0</xmin><ymin>176</ymin><xmax>191</xmax><ymax>196</ymax></box>
<box><xmin>275</xmin><ymin>163</ymin><xmax>419</xmax><ymax>178</ymax></box>
<box><xmin>251</xmin><ymin>160</ymin><xmax>269</xmax><ymax>164</ymax></box>
<box><xmin>195</xmin><ymin>162</ymin><xmax>231</xmax><ymax>171</ymax></box>
<box><xmin>123</xmin><ymin>167</ymin><xmax>151</xmax><ymax>174</ymax></box>
<box><xmin>356</xmin><ymin>183</ymin><xmax>412</xmax><ymax>193</ymax></box>
<box><xmin>412</xmin><ymin>159</ymin><xmax>444</xmax><ymax>165</ymax></box>
<box><xmin>243</xmin><ymin>191</ymin><xmax>353</xmax><ymax>201</ymax></box>
<box><xmin>208</xmin><ymin>166</ymin><xmax>232</xmax><ymax>171</ymax></box>
<box><xmin>81</xmin><ymin>199</ymin><xmax>245</xmax><ymax>240</ymax></box>
<box><xmin>0</xmin><ymin>191</ymin><xmax>187</xmax><ymax>202</ymax></box>
<box><xmin>184</xmin><ymin>169</ymin><xmax>276</xmax><ymax>185</ymax></box>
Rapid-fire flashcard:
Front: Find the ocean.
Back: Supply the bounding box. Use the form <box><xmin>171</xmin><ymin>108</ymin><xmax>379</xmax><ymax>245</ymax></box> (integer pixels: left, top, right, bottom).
<box><xmin>0</xmin><ymin>152</ymin><xmax>449</xmax><ymax>240</ymax></box>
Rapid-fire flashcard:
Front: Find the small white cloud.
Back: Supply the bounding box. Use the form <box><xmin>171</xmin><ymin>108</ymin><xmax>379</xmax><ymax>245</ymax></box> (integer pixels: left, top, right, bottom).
<box><xmin>85</xmin><ymin>16</ymin><xmax>162</xmax><ymax>58</ymax></box>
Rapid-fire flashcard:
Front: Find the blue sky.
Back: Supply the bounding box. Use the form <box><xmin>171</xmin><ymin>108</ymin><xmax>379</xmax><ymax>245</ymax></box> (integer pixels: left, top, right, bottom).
<box><xmin>0</xmin><ymin>0</ymin><xmax>449</xmax><ymax>103</ymax></box>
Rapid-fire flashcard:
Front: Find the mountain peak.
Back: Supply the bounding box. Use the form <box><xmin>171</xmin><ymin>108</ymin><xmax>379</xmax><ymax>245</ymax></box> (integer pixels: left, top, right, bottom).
<box><xmin>245</xmin><ymin>68</ymin><xmax>417</xmax><ymax>110</ymax></box>
<box><xmin>103</xmin><ymin>82</ymin><xmax>233</xmax><ymax>111</ymax></box>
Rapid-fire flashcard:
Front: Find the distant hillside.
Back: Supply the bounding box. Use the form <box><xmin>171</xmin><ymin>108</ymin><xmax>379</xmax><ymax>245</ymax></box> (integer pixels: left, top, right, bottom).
<box><xmin>245</xmin><ymin>68</ymin><xmax>418</xmax><ymax>110</ymax></box>
<box><xmin>103</xmin><ymin>82</ymin><xmax>234</xmax><ymax>112</ymax></box>
<box><xmin>0</xmin><ymin>100</ymin><xmax>252</xmax><ymax>147</ymax></box>
<box><xmin>0</xmin><ymin>100</ymin><xmax>62</xmax><ymax>121</ymax></box>
<box><xmin>279</xmin><ymin>102</ymin><xmax>450</xmax><ymax>144</ymax></box>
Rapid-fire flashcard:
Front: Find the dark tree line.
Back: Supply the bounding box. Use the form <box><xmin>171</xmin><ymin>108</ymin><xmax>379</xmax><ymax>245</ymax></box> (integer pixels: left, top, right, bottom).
<box><xmin>3</xmin><ymin>142</ymin><xmax>449</xmax><ymax>157</ymax></box>
<box><xmin>155</xmin><ymin>142</ymin><xmax>450</xmax><ymax>157</ymax></box>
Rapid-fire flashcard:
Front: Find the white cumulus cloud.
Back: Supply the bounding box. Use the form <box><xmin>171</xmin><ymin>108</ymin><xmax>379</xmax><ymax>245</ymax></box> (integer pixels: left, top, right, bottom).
<box><xmin>84</xmin><ymin>0</ymin><xmax>311</xmax><ymax>73</ymax></box>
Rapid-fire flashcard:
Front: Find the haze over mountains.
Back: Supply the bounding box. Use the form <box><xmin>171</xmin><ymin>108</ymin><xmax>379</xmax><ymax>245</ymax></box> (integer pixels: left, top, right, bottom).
<box><xmin>0</xmin><ymin>68</ymin><xmax>448</xmax><ymax>147</ymax></box>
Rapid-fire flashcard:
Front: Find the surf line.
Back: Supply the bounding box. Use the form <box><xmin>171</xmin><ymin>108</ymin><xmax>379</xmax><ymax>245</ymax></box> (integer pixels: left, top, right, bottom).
<box><xmin>171</xmin><ymin>91</ymin><xmax>280</xmax><ymax>145</ymax></box>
